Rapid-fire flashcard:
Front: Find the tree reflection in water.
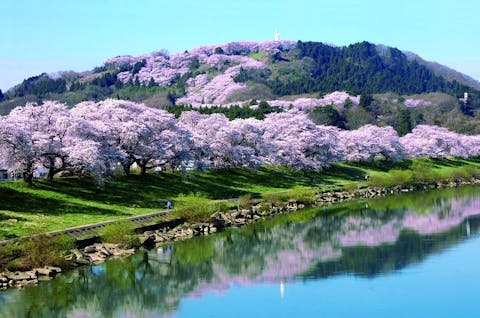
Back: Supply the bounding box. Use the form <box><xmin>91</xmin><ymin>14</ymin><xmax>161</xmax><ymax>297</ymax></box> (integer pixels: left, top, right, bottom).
<box><xmin>2</xmin><ymin>186</ymin><xmax>480</xmax><ymax>318</ymax></box>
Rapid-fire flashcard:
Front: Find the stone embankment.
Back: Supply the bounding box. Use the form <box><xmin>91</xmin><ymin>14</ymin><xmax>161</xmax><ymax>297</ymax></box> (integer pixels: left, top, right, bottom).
<box><xmin>0</xmin><ymin>243</ymin><xmax>136</xmax><ymax>290</ymax></box>
<box><xmin>69</xmin><ymin>243</ymin><xmax>136</xmax><ymax>266</ymax></box>
<box><xmin>0</xmin><ymin>266</ymin><xmax>62</xmax><ymax>290</ymax></box>
<box><xmin>2</xmin><ymin>177</ymin><xmax>480</xmax><ymax>291</ymax></box>
<box><xmin>140</xmin><ymin>200</ymin><xmax>306</xmax><ymax>245</ymax></box>
<box><xmin>316</xmin><ymin>178</ymin><xmax>480</xmax><ymax>204</ymax></box>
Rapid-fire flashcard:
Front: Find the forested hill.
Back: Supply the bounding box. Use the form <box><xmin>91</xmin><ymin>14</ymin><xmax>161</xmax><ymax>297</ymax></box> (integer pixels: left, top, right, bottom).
<box><xmin>0</xmin><ymin>40</ymin><xmax>479</xmax><ymax>116</ymax></box>
<box><xmin>240</xmin><ymin>41</ymin><xmax>476</xmax><ymax>96</ymax></box>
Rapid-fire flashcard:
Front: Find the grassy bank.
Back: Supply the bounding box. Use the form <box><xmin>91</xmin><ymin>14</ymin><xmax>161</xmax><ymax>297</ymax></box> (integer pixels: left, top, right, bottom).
<box><xmin>1</xmin><ymin>158</ymin><xmax>480</xmax><ymax>240</ymax></box>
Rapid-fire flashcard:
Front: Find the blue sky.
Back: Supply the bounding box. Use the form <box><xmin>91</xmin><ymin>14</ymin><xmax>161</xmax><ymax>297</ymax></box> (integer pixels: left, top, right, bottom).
<box><xmin>1</xmin><ymin>0</ymin><xmax>479</xmax><ymax>91</ymax></box>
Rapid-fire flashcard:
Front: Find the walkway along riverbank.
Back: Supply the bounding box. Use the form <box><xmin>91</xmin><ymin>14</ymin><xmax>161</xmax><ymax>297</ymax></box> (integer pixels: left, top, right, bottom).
<box><xmin>1</xmin><ymin>177</ymin><xmax>480</xmax><ymax>291</ymax></box>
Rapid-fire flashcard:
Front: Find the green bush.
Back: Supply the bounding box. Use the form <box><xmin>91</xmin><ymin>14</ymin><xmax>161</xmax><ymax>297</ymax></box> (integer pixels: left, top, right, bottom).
<box><xmin>258</xmin><ymin>202</ymin><xmax>272</xmax><ymax>213</ymax></box>
<box><xmin>368</xmin><ymin>170</ymin><xmax>413</xmax><ymax>187</ymax></box>
<box><xmin>263</xmin><ymin>192</ymin><xmax>289</xmax><ymax>206</ymax></box>
<box><xmin>237</xmin><ymin>194</ymin><xmax>254</xmax><ymax>209</ymax></box>
<box><xmin>263</xmin><ymin>187</ymin><xmax>316</xmax><ymax>205</ymax></box>
<box><xmin>462</xmin><ymin>166</ymin><xmax>480</xmax><ymax>178</ymax></box>
<box><xmin>99</xmin><ymin>221</ymin><xmax>139</xmax><ymax>248</ymax></box>
<box><xmin>390</xmin><ymin>170</ymin><xmax>414</xmax><ymax>186</ymax></box>
<box><xmin>286</xmin><ymin>186</ymin><xmax>316</xmax><ymax>204</ymax></box>
<box><xmin>343</xmin><ymin>183</ymin><xmax>359</xmax><ymax>192</ymax></box>
<box><xmin>411</xmin><ymin>159</ymin><xmax>432</xmax><ymax>183</ymax></box>
<box><xmin>366</xmin><ymin>174</ymin><xmax>387</xmax><ymax>188</ymax></box>
<box><xmin>450</xmin><ymin>167</ymin><xmax>474</xmax><ymax>180</ymax></box>
<box><xmin>174</xmin><ymin>193</ymin><xmax>230</xmax><ymax>222</ymax></box>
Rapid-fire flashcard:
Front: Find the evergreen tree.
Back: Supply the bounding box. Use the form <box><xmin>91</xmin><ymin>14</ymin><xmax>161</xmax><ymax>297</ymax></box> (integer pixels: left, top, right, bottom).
<box><xmin>114</xmin><ymin>78</ymin><xmax>123</xmax><ymax>89</ymax></box>
<box><xmin>359</xmin><ymin>94</ymin><xmax>374</xmax><ymax>108</ymax></box>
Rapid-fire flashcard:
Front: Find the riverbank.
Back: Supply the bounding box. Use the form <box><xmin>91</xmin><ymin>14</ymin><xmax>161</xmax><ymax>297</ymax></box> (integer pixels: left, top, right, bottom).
<box><xmin>1</xmin><ymin>157</ymin><xmax>480</xmax><ymax>241</ymax></box>
<box><xmin>2</xmin><ymin>169</ymin><xmax>480</xmax><ymax>291</ymax></box>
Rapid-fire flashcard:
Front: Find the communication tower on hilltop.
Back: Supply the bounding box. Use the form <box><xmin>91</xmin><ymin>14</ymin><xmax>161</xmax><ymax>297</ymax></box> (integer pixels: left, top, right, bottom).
<box><xmin>274</xmin><ymin>30</ymin><xmax>280</xmax><ymax>41</ymax></box>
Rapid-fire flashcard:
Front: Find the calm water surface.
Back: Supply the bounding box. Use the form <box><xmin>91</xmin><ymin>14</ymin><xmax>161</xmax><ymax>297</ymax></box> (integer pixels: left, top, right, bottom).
<box><xmin>1</xmin><ymin>186</ymin><xmax>480</xmax><ymax>318</ymax></box>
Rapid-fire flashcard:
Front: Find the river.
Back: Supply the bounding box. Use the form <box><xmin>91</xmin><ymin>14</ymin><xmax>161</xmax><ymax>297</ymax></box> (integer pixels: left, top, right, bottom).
<box><xmin>1</xmin><ymin>186</ymin><xmax>480</xmax><ymax>317</ymax></box>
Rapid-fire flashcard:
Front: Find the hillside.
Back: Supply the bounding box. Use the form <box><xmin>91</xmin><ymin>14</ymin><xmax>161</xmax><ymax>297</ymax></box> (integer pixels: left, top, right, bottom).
<box><xmin>403</xmin><ymin>50</ymin><xmax>480</xmax><ymax>91</ymax></box>
<box><xmin>1</xmin><ymin>40</ymin><xmax>480</xmax><ymax>133</ymax></box>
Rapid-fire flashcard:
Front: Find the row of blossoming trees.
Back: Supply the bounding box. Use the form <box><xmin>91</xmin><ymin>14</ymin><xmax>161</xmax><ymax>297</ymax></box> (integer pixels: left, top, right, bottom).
<box><xmin>1</xmin><ymin>99</ymin><xmax>480</xmax><ymax>185</ymax></box>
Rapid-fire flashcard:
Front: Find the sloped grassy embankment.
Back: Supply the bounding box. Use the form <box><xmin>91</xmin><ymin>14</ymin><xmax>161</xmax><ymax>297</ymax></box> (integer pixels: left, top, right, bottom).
<box><xmin>1</xmin><ymin>157</ymin><xmax>480</xmax><ymax>276</ymax></box>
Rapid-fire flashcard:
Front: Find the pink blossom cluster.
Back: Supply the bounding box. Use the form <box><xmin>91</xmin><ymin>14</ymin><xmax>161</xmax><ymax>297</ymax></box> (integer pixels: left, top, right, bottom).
<box><xmin>177</xmin><ymin>65</ymin><xmax>251</xmax><ymax>105</ymax></box>
<box><xmin>340</xmin><ymin>125</ymin><xmax>404</xmax><ymax>161</ymax></box>
<box><xmin>260</xmin><ymin>110</ymin><xmax>343</xmax><ymax>170</ymax></box>
<box><xmin>177</xmin><ymin>55</ymin><xmax>266</xmax><ymax>105</ymax></box>
<box><xmin>115</xmin><ymin>51</ymin><xmax>191</xmax><ymax>86</ymax></box>
<box><xmin>400</xmin><ymin>125</ymin><xmax>480</xmax><ymax>158</ymax></box>
<box><xmin>404</xmin><ymin>99</ymin><xmax>432</xmax><ymax>107</ymax></box>
<box><xmin>266</xmin><ymin>92</ymin><xmax>360</xmax><ymax>111</ymax></box>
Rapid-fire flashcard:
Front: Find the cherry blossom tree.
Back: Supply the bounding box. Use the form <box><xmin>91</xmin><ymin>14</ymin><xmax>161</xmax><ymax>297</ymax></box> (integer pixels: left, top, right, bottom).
<box><xmin>0</xmin><ymin>117</ymin><xmax>36</xmax><ymax>184</ymax></box>
<box><xmin>400</xmin><ymin>125</ymin><xmax>468</xmax><ymax>158</ymax></box>
<box><xmin>7</xmin><ymin>101</ymin><xmax>107</xmax><ymax>181</ymax></box>
<box><xmin>262</xmin><ymin>110</ymin><xmax>342</xmax><ymax>170</ymax></box>
<box><xmin>178</xmin><ymin>111</ymin><xmax>214</xmax><ymax>170</ymax></box>
<box><xmin>2</xmin><ymin>101</ymin><xmax>108</xmax><ymax>183</ymax></box>
<box><xmin>339</xmin><ymin>125</ymin><xmax>404</xmax><ymax>162</ymax></box>
<box><xmin>461</xmin><ymin>135</ymin><xmax>480</xmax><ymax>158</ymax></box>
<box><xmin>73</xmin><ymin>99</ymin><xmax>187</xmax><ymax>176</ymax></box>
<box><xmin>180</xmin><ymin>112</ymin><xmax>264</xmax><ymax>168</ymax></box>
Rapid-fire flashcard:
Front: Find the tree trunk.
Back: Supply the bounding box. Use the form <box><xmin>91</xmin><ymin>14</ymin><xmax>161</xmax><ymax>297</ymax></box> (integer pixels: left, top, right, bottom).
<box><xmin>45</xmin><ymin>157</ymin><xmax>56</xmax><ymax>181</ymax></box>
<box><xmin>47</xmin><ymin>165</ymin><xmax>55</xmax><ymax>181</ymax></box>
<box><xmin>140</xmin><ymin>164</ymin><xmax>147</xmax><ymax>176</ymax></box>
<box><xmin>23</xmin><ymin>171</ymin><xmax>33</xmax><ymax>186</ymax></box>
<box><xmin>123</xmin><ymin>163</ymin><xmax>131</xmax><ymax>177</ymax></box>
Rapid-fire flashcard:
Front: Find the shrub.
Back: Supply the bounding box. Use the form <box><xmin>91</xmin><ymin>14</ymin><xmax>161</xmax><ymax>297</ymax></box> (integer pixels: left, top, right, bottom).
<box><xmin>258</xmin><ymin>202</ymin><xmax>272</xmax><ymax>213</ymax></box>
<box><xmin>367</xmin><ymin>173</ymin><xmax>392</xmax><ymax>187</ymax></box>
<box><xmin>238</xmin><ymin>194</ymin><xmax>254</xmax><ymax>209</ymax></box>
<box><xmin>343</xmin><ymin>183</ymin><xmax>359</xmax><ymax>192</ymax></box>
<box><xmin>263</xmin><ymin>192</ymin><xmax>289</xmax><ymax>206</ymax></box>
<box><xmin>462</xmin><ymin>166</ymin><xmax>480</xmax><ymax>178</ymax></box>
<box><xmin>174</xmin><ymin>193</ymin><xmax>230</xmax><ymax>222</ymax></box>
<box><xmin>2</xmin><ymin>234</ymin><xmax>75</xmax><ymax>271</ymax></box>
<box><xmin>411</xmin><ymin>159</ymin><xmax>432</xmax><ymax>183</ymax></box>
<box><xmin>286</xmin><ymin>186</ymin><xmax>316</xmax><ymax>204</ymax></box>
<box><xmin>263</xmin><ymin>187</ymin><xmax>316</xmax><ymax>205</ymax></box>
<box><xmin>368</xmin><ymin>170</ymin><xmax>413</xmax><ymax>187</ymax></box>
<box><xmin>447</xmin><ymin>166</ymin><xmax>480</xmax><ymax>181</ymax></box>
<box><xmin>99</xmin><ymin>221</ymin><xmax>139</xmax><ymax>248</ymax></box>
<box><xmin>390</xmin><ymin>170</ymin><xmax>414</xmax><ymax>186</ymax></box>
